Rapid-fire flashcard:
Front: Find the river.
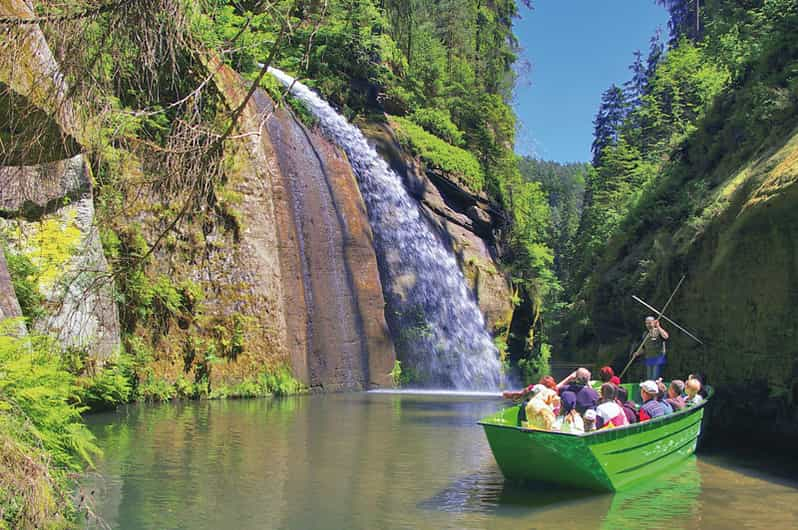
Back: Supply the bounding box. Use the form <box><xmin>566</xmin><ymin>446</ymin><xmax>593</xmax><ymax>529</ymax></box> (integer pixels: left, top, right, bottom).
<box><xmin>82</xmin><ymin>393</ymin><xmax>798</xmax><ymax>529</ymax></box>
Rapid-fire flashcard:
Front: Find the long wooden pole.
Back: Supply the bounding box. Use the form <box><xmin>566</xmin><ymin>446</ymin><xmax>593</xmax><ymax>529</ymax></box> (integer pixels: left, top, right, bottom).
<box><xmin>631</xmin><ymin>295</ymin><xmax>703</xmax><ymax>345</ymax></box>
<box><xmin>619</xmin><ymin>275</ymin><xmax>686</xmax><ymax>379</ymax></box>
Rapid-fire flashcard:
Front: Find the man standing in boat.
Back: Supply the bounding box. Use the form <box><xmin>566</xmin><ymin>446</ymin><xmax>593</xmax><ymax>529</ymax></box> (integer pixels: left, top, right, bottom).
<box><xmin>635</xmin><ymin>316</ymin><xmax>669</xmax><ymax>380</ymax></box>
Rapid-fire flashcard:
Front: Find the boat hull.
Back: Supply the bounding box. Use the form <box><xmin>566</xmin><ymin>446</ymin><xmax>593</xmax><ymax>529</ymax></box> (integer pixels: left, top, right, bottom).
<box><xmin>479</xmin><ymin>391</ymin><xmax>709</xmax><ymax>492</ymax></box>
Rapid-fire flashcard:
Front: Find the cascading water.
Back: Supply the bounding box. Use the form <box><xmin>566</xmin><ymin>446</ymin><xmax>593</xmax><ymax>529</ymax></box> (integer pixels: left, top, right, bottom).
<box><xmin>269</xmin><ymin>68</ymin><xmax>501</xmax><ymax>390</ymax></box>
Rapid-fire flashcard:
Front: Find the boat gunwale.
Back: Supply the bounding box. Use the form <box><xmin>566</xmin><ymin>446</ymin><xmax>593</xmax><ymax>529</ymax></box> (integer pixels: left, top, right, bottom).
<box><xmin>478</xmin><ymin>386</ymin><xmax>712</xmax><ymax>442</ymax></box>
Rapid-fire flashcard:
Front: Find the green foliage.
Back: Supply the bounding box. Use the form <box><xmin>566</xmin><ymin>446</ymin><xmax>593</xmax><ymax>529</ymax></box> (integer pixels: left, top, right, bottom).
<box><xmin>518</xmin><ymin>343</ymin><xmax>552</xmax><ymax>385</ymax></box>
<box><xmin>0</xmin><ymin>323</ymin><xmax>100</xmax><ymax>470</ymax></box>
<box><xmin>408</xmin><ymin>108</ymin><xmax>464</xmax><ymax>146</ymax></box>
<box><xmin>557</xmin><ymin>0</ymin><xmax>798</xmax><ymax>361</ymax></box>
<box><xmin>390</xmin><ymin>115</ymin><xmax>484</xmax><ymax>192</ymax></box>
<box><xmin>389</xmin><ymin>360</ymin><xmax>403</xmax><ymax>388</ymax></box>
<box><xmin>77</xmin><ymin>355</ymin><xmax>135</xmax><ymax>411</ymax></box>
<box><xmin>3</xmin><ymin>246</ymin><xmax>45</xmax><ymax>321</ymax></box>
<box><xmin>0</xmin><ymin>320</ymin><xmax>100</xmax><ymax>527</ymax></box>
<box><xmin>518</xmin><ymin>158</ymin><xmax>588</xmax><ymax>291</ymax></box>
<box><xmin>208</xmin><ymin>368</ymin><xmax>303</xmax><ymax>399</ymax></box>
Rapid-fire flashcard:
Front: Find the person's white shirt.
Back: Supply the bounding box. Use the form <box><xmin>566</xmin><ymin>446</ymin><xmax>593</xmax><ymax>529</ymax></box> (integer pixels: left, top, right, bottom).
<box><xmin>686</xmin><ymin>394</ymin><xmax>704</xmax><ymax>406</ymax></box>
<box><xmin>596</xmin><ymin>401</ymin><xmax>626</xmax><ymax>426</ymax></box>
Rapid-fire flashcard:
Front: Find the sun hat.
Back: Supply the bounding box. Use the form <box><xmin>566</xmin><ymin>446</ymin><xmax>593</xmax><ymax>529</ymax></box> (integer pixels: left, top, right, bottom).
<box><xmin>640</xmin><ymin>380</ymin><xmax>658</xmax><ymax>395</ymax></box>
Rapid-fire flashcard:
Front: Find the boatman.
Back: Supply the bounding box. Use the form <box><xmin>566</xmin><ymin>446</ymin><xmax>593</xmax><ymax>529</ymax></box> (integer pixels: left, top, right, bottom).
<box><xmin>634</xmin><ymin>316</ymin><xmax>669</xmax><ymax>380</ymax></box>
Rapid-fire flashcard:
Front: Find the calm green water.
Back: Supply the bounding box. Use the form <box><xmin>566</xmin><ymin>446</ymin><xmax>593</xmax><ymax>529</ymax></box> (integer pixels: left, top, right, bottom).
<box><xmin>82</xmin><ymin>393</ymin><xmax>798</xmax><ymax>530</ymax></box>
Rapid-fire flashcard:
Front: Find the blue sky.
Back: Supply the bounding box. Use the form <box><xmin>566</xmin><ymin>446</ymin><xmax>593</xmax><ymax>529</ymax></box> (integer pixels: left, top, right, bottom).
<box><xmin>513</xmin><ymin>1</ymin><xmax>669</xmax><ymax>163</ymax></box>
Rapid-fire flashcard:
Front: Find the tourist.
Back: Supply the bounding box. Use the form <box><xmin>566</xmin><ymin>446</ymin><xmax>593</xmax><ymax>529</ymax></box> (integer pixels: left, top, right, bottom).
<box><xmin>583</xmin><ymin>409</ymin><xmax>597</xmax><ymax>432</ymax></box>
<box><xmin>688</xmin><ymin>373</ymin><xmax>709</xmax><ymax>398</ymax></box>
<box><xmin>638</xmin><ymin>380</ymin><xmax>667</xmax><ymax>421</ymax></box>
<box><xmin>523</xmin><ymin>385</ymin><xmax>557</xmax><ymax>431</ymax></box>
<box><xmin>501</xmin><ymin>375</ymin><xmax>558</xmax><ymax>402</ymax></box>
<box><xmin>561</xmin><ymin>409</ymin><xmax>584</xmax><ymax>434</ymax></box>
<box><xmin>616</xmin><ymin>386</ymin><xmax>638</xmax><ymax>424</ymax></box>
<box><xmin>596</xmin><ymin>383</ymin><xmax>629</xmax><ymax>427</ymax></box>
<box><xmin>599</xmin><ymin>366</ymin><xmax>621</xmax><ymax>386</ymax></box>
<box><xmin>636</xmin><ymin>316</ymin><xmax>670</xmax><ymax>380</ymax></box>
<box><xmin>537</xmin><ymin>376</ymin><xmax>562</xmax><ymax>415</ymax></box>
<box><xmin>559</xmin><ymin>368</ymin><xmax>599</xmax><ymax>415</ymax></box>
<box><xmin>540</xmin><ymin>375</ymin><xmax>558</xmax><ymax>391</ymax></box>
<box><xmin>656</xmin><ymin>380</ymin><xmax>674</xmax><ymax>414</ymax></box>
<box><xmin>666</xmin><ymin>379</ymin><xmax>686</xmax><ymax>410</ymax></box>
<box><xmin>685</xmin><ymin>378</ymin><xmax>705</xmax><ymax>406</ymax></box>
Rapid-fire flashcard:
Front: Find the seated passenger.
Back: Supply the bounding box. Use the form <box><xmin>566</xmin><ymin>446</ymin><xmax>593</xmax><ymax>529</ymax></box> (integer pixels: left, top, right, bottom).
<box><xmin>688</xmin><ymin>373</ymin><xmax>709</xmax><ymax>398</ymax></box>
<box><xmin>502</xmin><ymin>375</ymin><xmax>559</xmax><ymax>403</ymax></box>
<box><xmin>596</xmin><ymin>383</ymin><xmax>629</xmax><ymax>427</ymax></box>
<box><xmin>561</xmin><ymin>409</ymin><xmax>584</xmax><ymax>434</ymax></box>
<box><xmin>638</xmin><ymin>380</ymin><xmax>667</xmax><ymax>421</ymax></box>
<box><xmin>539</xmin><ymin>375</ymin><xmax>558</xmax><ymax>391</ymax></box>
<box><xmin>537</xmin><ymin>377</ymin><xmax>562</xmax><ymax>416</ymax></box>
<box><xmin>656</xmin><ymin>380</ymin><xmax>674</xmax><ymax>414</ymax></box>
<box><xmin>666</xmin><ymin>379</ymin><xmax>686</xmax><ymax>410</ymax></box>
<box><xmin>583</xmin><ymin>409</ymin><xmax>597</xmax><ymax>432</ymax></box>
<box><xmin>559</xmin><ymin>368</ymin><xmax>599</xmax><ymax>415</ymax></box>
<box><xmin>599</xmin><ymin>366</ymin><xmax>621</xmax><ymax>386</ymax></box>
<box><xmin>616</xmin><ymin>386</ymin><xmax>638</xmax><ymax>424</ymax></box>
<box><xmin>685</xmin><ymin>378</ymin><xmax>705</xmax><ymax>406</ymax></box>
<box><xmin>520</xmin><ymin>384</ymin><xmax>561</xmax><ymax>431</ymax></box>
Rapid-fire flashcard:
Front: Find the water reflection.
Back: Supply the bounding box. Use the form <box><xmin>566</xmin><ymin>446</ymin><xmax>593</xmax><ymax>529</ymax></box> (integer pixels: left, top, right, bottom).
<box><xmin>83</xmin><ymin>394</ymin><xmax>798</xmax><ymax>530</ymax></box>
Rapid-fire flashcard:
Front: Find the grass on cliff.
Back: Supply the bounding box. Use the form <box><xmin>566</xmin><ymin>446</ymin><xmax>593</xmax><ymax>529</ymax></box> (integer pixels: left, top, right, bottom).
<box><xmin>389</xmin><ymin>115</ymin><xmax>484</xmax><ymax>193</ymax></box>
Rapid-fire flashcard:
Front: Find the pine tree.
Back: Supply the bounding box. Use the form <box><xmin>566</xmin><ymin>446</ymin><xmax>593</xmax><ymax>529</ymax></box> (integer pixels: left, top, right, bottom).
<box><xmin>646</xmin><ymin>28</ymin><xmax>665</xmax><ymax>80</ymax></box>
<box><xmin>656</xmin><ymin>0</ymin><xmax>701</xmax><ymax>41</ymax></box>
<box><xmin>591</xmin><ymin>84</ymin><xmax>627</xmax><ymax>164</ymax></box>
<box><xmin>624</xmin><ymin>50</ymin><xmax>647</xmax><ymax>107</ymax></box>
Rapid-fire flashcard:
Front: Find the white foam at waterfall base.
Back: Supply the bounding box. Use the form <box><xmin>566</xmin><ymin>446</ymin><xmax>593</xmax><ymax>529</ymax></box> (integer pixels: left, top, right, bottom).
<box><xmin>268</xmin><ymin>67</ymin><xmax>502</xmax><ymax>390</ymax></box>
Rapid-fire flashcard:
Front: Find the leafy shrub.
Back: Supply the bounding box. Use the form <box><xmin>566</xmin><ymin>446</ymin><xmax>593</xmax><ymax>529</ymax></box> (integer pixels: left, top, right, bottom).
<box><xmin>0</xmin><ymin>320</ymin><xmax>100</xmax><ymax>528</ymax></box>
<box><xmin>518</xmin><ymin>343</ymin><xmax>552</xmax><ymax>385</ymax></box>
<box><xmin>208</xmin><ymin>368</ymin><xmax>303</xmax><ymax>399</ymax></box>
<box><xmin>3</xmin><ymin>247</ymin><xmax>45</xmax><ymax>321</ymax></box>
<box><xmin>408</xmin><ymin>108</ymin><xmax>465</xmax><ymax>146</ymax></box>
<box><xmin>389</xmin><ymin>115</ymin><xmax>484</xmax><ymax>192</ymax></box>
<box><xmin>389</xmin><ymin>360</ymin><xmax>402</xmax><ymax>387</ymax></box>
<box><xmin>78</xmin><ymin>355</ymin><xmax>135</xmax><ymax>411</ymax></box>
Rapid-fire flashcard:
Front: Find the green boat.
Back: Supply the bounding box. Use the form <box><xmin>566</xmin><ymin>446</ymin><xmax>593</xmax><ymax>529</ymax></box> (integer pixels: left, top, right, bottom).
<box><xmin>478</xmin><ymin>384</ymin><xmax>711</xmax><ymax>492</ymax></box>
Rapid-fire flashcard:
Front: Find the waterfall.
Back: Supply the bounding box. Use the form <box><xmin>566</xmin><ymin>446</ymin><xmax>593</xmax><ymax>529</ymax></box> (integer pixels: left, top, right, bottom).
<box><xmin>268</xmin><ymin>68</ymin><xmax>501</xmax><ymax>390</ymax></box>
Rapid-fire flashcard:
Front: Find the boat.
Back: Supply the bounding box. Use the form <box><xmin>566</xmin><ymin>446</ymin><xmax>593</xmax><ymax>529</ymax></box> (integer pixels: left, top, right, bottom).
<box><xmin>478</xmin><ymin>384</ymin><xmax>711</xmax><ymax>492</ymax></box>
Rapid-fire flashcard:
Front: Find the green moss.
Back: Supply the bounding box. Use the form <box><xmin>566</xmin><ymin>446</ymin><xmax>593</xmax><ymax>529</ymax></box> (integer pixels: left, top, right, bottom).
<box><xmin>389</xmin><ymin>115</ymin><xmax>484</xmax><ymax>192</ymax></box>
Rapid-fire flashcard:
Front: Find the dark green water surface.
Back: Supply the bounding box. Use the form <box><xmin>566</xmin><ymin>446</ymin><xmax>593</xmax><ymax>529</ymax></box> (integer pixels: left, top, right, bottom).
<box><xmin>82</xmin><ymin>392</ymin><xmax>798</xmax><ymax>529</ymax></box>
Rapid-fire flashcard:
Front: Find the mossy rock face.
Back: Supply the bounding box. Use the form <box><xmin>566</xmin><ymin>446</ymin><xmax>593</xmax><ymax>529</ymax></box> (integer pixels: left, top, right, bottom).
<box><xmin>0</xmin><ymin>155</ymin><xmax>121</xmax><ymax>362</ymax></box>
<box><xmin>581</xmin><ymin>126</ymin><xmax>798</xmax><ymax>447</ymax></box>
